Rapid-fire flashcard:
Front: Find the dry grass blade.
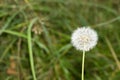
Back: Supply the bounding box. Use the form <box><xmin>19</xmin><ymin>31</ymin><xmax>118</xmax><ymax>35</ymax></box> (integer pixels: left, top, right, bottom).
<box><xmin>105</xmin><ymin>37</ymin><xmax>120</xmax><ymax>70</ymax></box>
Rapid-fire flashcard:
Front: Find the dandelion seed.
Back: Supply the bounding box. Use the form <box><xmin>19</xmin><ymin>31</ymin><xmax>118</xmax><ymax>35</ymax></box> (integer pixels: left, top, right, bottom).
<box><xmin>32</xmin><ymin>26</ymin><xmax>42</xmax><ymax>35</ymax></box>
<box><xmin>71</xmin><ymin>27</ymin><xmax>98</xmax><ymax>51</ymax></box>
<box><xmin>71</xmin><ymin>26</ymin><xmax>98</xmax><ymax>80</ymax></box>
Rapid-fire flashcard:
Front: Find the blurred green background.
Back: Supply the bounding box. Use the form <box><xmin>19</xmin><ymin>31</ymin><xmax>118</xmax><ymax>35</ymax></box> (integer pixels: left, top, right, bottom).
<box><xmin>0</xmin><ymin>0</ymin><xmax>120</xmax><ymax>80</ymax></box>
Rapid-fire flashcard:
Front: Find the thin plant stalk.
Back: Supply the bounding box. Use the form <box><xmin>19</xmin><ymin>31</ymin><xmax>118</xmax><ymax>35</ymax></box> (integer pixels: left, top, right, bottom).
<box><xmin>82</xmin><ymin>50</ymin><xmax>85</xmax><ymax>80</ymax></box>
<box><xmin>27</xmin><ymin>18</ymin><xmax>37</xmax><ymax>80</ymax></box>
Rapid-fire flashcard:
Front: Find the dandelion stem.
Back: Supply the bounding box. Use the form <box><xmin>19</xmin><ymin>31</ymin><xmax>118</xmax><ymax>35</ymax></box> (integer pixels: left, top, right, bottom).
<box><xmin>82</xmin><ymin>50</ymin><xmax>85</xmax><ymax>80</ymax></box>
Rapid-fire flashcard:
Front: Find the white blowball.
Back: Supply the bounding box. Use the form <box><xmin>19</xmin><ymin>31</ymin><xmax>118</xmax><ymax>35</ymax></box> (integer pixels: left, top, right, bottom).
<box><xmin>71</xmin><ymin>27</ymin><xmax>98</xmax><ymax>51</ymax></box>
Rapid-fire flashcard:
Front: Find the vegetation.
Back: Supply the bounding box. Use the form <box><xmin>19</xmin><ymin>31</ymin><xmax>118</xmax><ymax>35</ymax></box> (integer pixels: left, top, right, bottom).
<box><xmin>0</xmin><ymin>0</ymin><xmax>120</xmax><ymax>80</ymax></box>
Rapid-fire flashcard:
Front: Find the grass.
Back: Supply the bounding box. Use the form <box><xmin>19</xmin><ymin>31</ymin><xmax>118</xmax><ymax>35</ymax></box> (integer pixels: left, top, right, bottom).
<box><xmin>0</xmin><ymin>0</ymin><xmax>120</xmax><ymax>80</ymax></box>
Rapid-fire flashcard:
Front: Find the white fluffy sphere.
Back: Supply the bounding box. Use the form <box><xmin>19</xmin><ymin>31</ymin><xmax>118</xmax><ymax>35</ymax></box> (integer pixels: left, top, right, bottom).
<box><xmin>71</xmin><ymin>27</ymin><xmax>98</xmax><ymax>51</ymax></box>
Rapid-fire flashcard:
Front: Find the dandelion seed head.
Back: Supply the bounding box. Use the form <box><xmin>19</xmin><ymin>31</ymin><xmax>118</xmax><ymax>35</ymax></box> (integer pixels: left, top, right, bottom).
<box><xmin>71</xmin><ymin>27</ymin><xmax>98</xmax><ymax>51</ymax></box>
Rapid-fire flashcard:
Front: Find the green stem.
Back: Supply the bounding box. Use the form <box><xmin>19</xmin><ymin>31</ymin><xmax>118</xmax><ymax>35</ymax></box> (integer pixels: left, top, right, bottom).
<box><xmin>27</xmin><ymin>18</ymin><xmax>37</xmax><ymax>80</ymax></box>
<box><xmin>82</xmin><ymin>50</ymin><xmax>85</xmax><ymax>80</ymax></box>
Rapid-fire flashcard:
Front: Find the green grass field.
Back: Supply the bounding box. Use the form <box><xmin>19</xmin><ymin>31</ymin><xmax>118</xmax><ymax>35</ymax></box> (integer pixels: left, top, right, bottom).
<box><xmin>0</xmin><ymin>0</ymin><xmax>120</xmax><ymax>80</ymax></box>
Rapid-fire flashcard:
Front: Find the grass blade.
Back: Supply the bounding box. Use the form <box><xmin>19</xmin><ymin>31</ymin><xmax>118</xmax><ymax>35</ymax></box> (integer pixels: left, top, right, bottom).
<box><xmin>27</xmin><ymin>18</ymin><xmax>37</xmax><ymax>80</ymax></box>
